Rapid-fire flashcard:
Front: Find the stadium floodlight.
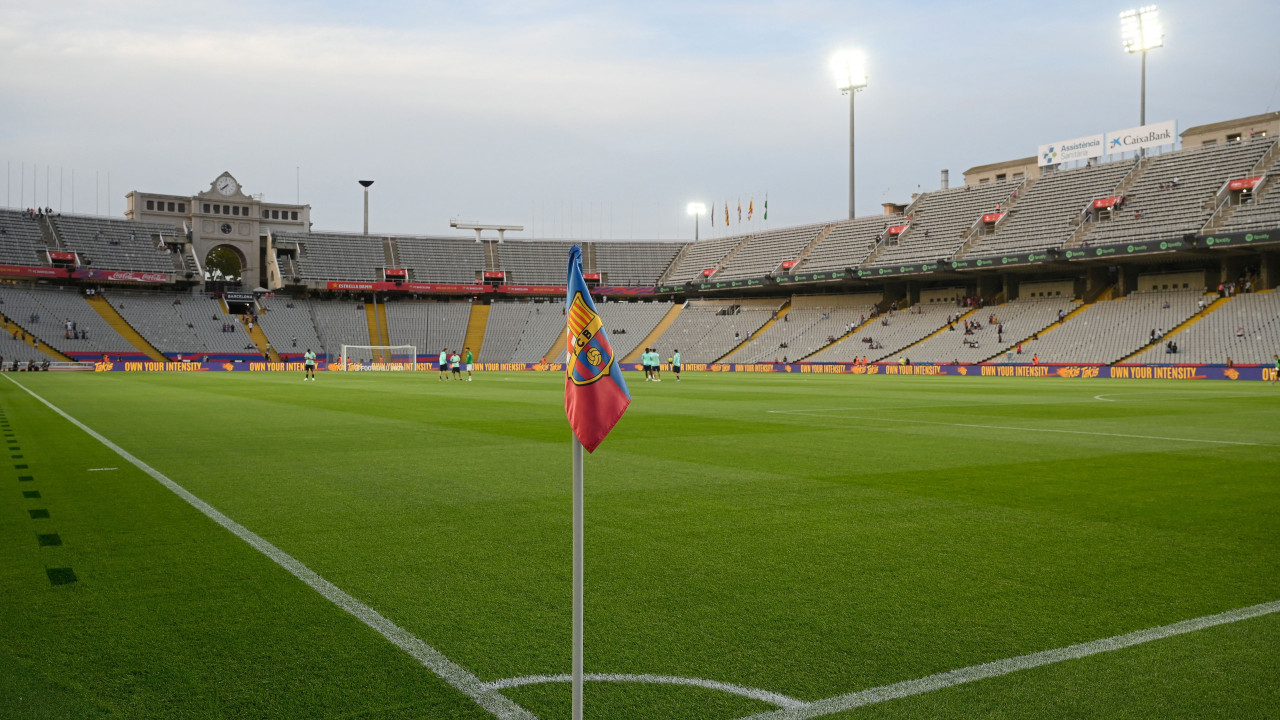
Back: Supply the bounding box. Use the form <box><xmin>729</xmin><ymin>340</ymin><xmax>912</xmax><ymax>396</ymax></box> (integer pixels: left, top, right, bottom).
<box><xmin>1120</xmin><ymin>6</ymin><xmax>1162</xmax><ymax>126</ymax></box>
<box><xmin>358</xmin><ymin>180</ymin><xmax>374</xmax><ymax>235</ymax></box>
<box><xmin>686</xmin><ymin>202</ymin><xmax>706</xmax><ymax>241</ymax></box>
<box><xmin>831</xmin><ymin>49</ymin><xmax>868</xmax><ymax>219</ymax></box>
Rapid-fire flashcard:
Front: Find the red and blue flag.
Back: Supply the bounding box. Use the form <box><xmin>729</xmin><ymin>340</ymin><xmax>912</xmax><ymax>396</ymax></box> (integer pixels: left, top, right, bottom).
<box><xmin>564</xmin><ymin>245</ymin><xmax>630</xmax><ymax>452</ymax></box>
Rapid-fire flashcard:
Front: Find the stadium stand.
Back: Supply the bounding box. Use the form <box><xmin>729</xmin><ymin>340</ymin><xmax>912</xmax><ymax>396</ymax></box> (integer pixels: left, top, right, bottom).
<box><xmin>593</xmin><ymin>241</ymin><xmax>683</xmax><ymax>286</ymax></box>
<box><xmin>735</xmin><ymin>294</ymin><xmax>880</xmax><ymax>363</ymax></box>
<box><xmin>51</xmin><ymin>215</ymin><xmax>180</xmax><ymax>273</ymax></box>
<box><xmin>383</xmin><ymin>300</ymin><xmax>471</xmax><ymax>359</ymax></box>
<box><xmin>664</xmin><ymin>235</ymin><xmax>742</xmax><ymax>283</ymax></box>
<box><xmin>1129</xmin><ymin>290</ymin><xmax>1280</xmax><ymax>365</ymax></box>
<box><xmin>0</xmin><ymin>209</ymin><xmax>52</xmax><ymax>266</ymax></box>
<box><xmin>812</xmin><ymin>294</ymin><xmax>962</xmax><ymax>363</ymax></box>
<box><xmin>394</xmin><ymin>237</ymin><xmax>485</xmax><ymax>284</ymax></box>
<box><xmin>309</xmin><ymin>299</ymin><xmax>377</xmax><ymax>361</ymax></box>
<box><xmin>715</xmin><ymin>224</ymin><xmax>827</xmax><ymax>280</ymax></box>
<box><xmin>1080</xmin><ymin>139</ymin><xmax>1274</xmax><ymax>245</ymax></box>
<box><xmin>796</xmin><ymin>216</ymin><xmax>902</xmax><ymax>273</ymax></box>
<box><xmin>0</xmin><ymin>285</ymin><xmax>134</xmax><ymax>356</ymax></box>
<box><xmin>477</xmin><ymin>301</ymin><xmax>531</xmax><ymax>363</ymax></box>
<box><xmin>597</xmin><ymin>301</ymin><xmax>675</xmax><ymax>361</ymax></box>
<box><xmin>899</xmin><ymin>297</ymin><xmax>1081</xmax><ymax>364</ymax></box>
<box><xmin>963</xmin><ymin>161</ymin><xmax>1135</xmax><ymax>256</ymax></box>
<box><xmin>510</xmin><ymin>304</ymin><xmax>568</xmax><ymax>363</ymax></box>
<box><xmin>873</xmin><ymin>182</ymin><xmax>1017</xmax><ymax>265</ymax></box>
<box><xmin>0</xmin><ymin>325</ymin><xmax>44</xmax><ymax>363</ymax></box>
<box><xmin>257</xmin><ymin>295</ymin><xmax>324</xmax><ymax>359</ymax></box>
<box><xmin>1021</xmin><ymin>289</ymin><xmax>1207</xmax><ymax>364</ymax></box>
<box><xmin>497</xmin><ymin>241</ymin><xmax>578</xmax><ymax>285</ymax></box>
<box><xmin>105</xmin><ymin>291</ymin><xmax>254</xmax><ymax>358</ymax></box>
<box><xmin>276</xmin><ymin>231</ymin><xmax>385</xmax><ymax>282</ymax></box>
<box><xmin>649</xmin><ymin>299</ymin><xmax>781</xmax><ymax>364</ymax></box>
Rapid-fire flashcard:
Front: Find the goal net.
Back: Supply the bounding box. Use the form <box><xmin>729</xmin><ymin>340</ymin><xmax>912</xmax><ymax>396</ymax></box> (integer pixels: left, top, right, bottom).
<box><xmin>338</xmin><ymin>345</ymin><xmax>418</xmax><ymax>371</ymax></box>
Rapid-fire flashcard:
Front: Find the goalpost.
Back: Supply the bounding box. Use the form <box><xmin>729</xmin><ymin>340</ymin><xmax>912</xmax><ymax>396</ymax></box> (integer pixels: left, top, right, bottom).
<box><xmin>338</xmin><ymin>345</ymin><xmax>418</xmax><ymax>371</ymax></box>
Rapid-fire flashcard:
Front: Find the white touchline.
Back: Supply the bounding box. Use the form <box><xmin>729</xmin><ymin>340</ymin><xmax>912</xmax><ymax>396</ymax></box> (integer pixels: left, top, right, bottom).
<box><xmin>2</xmin><ymin>376</ymin><xmax>536</xmax><ymax>720</ymax></box>
<box><xmin>737</xmin><ymin>599</ymin><xmax>1280</xmax><ymax>720</ymax></box>
<box><xmin>772</xmin><ymin>411</ymin><xmax>1271</xmax><ymax>447</ymax></box>
<box><xmin>87</xmin><ymin>467</ymin><xmax>119</xmax><ymax>471</ymax></box>
<box><xmin>482</xmin><ymin>673</ymin><xmax>805</xmax><ymax>710</ymax></box>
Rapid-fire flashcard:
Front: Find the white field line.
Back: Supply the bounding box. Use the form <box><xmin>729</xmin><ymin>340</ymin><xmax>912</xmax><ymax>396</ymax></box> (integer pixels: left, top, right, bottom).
<box><xmin>740</xmin><ymin>599</ymin><xmax>1280</xmax><ymax>720</ymax></box>
<box><xmin>1093</xmin><ymin>394</ymin><xmax>1117</xmax><ymax>402</ymax></box>
<box><xmin>483</xmin><ymin>673</ymin><xmax>805</xmax><ymax>709</ymax></box>
<box><xmin>87</xmin><ymin>467</ymin><xmax>119</xmax><ymax>471</ymax></box>
<box><xmin>769</xmin><ymin>410</ymin><xmax>1272</xmax><ymax>447</ymax></box>
<box><xmin>2</xmin><ymin>376</ymin><xmax>535</xmax><ymax>720</ymax></box>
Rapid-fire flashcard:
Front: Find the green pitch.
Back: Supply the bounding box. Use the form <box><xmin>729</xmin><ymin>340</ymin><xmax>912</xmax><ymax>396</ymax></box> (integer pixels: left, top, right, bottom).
<box><xmin>0</xmin><ymin>370</ymin><xmax>1276</xmax><ymax>719</ymax></box>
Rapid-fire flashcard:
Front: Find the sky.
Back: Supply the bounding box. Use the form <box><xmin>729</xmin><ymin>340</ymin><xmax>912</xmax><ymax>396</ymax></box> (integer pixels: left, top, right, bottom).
<box><xmin>2</xmin><ymin>0</ymin><xmax>1278</xmax><ymax>241</ymax></box>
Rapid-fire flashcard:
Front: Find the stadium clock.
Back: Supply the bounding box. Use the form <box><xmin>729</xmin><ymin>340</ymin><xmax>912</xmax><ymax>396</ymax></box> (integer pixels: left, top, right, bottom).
<box><xmin>216</xmin><ymin>176</ymin><xmax>238</xmax><ymax>195</ymax></box>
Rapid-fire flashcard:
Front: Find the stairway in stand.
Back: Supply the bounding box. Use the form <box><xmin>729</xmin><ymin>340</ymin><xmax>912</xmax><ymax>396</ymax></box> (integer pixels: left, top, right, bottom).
<box><xmin>84</xmin><ymin>294</ymin><xmax>165</xmax><ymax>361</ymax></box>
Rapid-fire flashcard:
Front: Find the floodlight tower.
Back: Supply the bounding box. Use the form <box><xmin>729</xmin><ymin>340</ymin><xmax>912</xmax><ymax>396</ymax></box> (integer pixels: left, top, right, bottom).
<box><xmin>831</xmin><ymin>50</ymin><xmax>868</xmax><ymax>219</ymax></box>
<box><xmin>358</xmin><ymin>180</ymin><xmax>374</xmax><ymax>235</ymax></box>
<box><xmin>1120</xmin><ymin>6</ymin><xmax>1163</xmax><ymax>127</ymax></box>
<box><xmin>686</xmin><ymin>202</ymin><xmax>706</xmax><ymax>241</ymax></box>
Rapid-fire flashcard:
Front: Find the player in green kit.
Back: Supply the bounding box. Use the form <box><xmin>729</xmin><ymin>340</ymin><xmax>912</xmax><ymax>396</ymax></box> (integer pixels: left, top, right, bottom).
<box><xmin>1272</xmin><ymin>354</ymin><xmax>1279</xmax><ymax>386</ymax></box>
<box><xmin>465</xmin><ymin>347</ymin><xmax>474</xmax><ymax>381</ymax></box>
<box><xmin>303</xmin><ymin>349</ymin><xmax>317</xmax><ymax>381</ymax></box>
<box><xmin>671</xmin><ymin>349</ymin><xmax>681</xmax><ymax>381</ymax></box>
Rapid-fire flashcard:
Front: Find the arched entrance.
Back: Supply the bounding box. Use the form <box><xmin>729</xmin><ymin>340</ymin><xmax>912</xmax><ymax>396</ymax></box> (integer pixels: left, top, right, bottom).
<box><xmin>205</xmin><ymin>245</ymin><xmax>246</xmax><ymax>284</ymax></box>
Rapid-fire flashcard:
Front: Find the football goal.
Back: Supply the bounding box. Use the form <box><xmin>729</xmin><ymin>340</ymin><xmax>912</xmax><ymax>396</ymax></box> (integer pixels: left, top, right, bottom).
<box><xmin>338</xmin><ymin>345</ymin><xmax>418</xmax><ymax>370</ymax></box>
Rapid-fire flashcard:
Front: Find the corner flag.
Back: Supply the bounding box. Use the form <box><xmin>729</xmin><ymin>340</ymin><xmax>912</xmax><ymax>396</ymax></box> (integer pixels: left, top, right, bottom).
<box><xmin>564</xmin><ymin>245</ymin><xmax>630</xmax><ymax>453</ymax></box>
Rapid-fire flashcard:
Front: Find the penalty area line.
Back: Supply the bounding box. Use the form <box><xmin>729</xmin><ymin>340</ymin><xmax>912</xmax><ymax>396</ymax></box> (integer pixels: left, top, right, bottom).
<box><xmin>0</xmin><ymin>375</ymin><xmax>536</xmax><ymax>720</ymax></box>
<box><xmin>740</xmin><ymin>599</ymin><xmax>1280</xmax><ymax>720</ymax></box>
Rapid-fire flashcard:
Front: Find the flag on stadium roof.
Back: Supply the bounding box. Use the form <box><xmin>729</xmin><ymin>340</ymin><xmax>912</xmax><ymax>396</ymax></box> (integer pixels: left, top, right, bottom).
<box><xmin>564</xmin><ymin>245</ymin><xmax>630</xmax><ymax>453</ymax></box>
<box><xmin>748</xmin><ymin>198</ymin><xmax>754</xmax><ymax>220</ymax></box>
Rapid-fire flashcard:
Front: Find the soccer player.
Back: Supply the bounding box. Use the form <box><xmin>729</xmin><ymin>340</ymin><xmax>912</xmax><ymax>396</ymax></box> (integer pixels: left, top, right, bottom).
<box><xmin>653</xmin><ymin>348</ymin><xmax>662</xmax><ymax>382</ymax></box>
<box><xmin>438</xmin><ymin>348</ymin><xmax>448</xmax><ymax>380</ymax></box>
<box><xmin>672</xmin><ymin>349</ymin><xmax>681</xmax><ymax>381</ymax></box>
<box><xmin>1272</xmin><ymin>354</ymin><xmax>1279</xmax><ymax>386</ymax></box>
<box><xmin>450</xmin><ymin>350</ymin><xmax>461</xmax><ymax>379</ymax></box>
<box><xmin>643</xmin><ymin>347</ymin><xmax>653</xmax><ymax>381</ymax></box>
<box><xmin>465</xmin><ymin>347</ymin><xmax>474</xmax><ymax>381</ymax></box>
<box><xmin>303</xmin><ymin>349</ymin><xmax>317</xmax><ymax>381</ymax></box>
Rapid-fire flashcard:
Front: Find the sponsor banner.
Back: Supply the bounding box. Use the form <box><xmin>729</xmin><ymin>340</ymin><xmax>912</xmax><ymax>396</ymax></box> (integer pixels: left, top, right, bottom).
<box><xmin>854</xmin><ymin>261</ymin><xmax>941</xmax><ymax>279</ymax></box>
<box><xmin>697</xmin><ymin>277</ymin><xmax>768</xmax><ymax>291</ymax></box>
<box><xmin>1201</xmin><ymin>230</ymin><xmax>1278</xmax><ymax>248</ymax></box>
<box><xmin>496</xmin><ymin>284</ymin><xmax>567</xmax><ymax>295</ymax></box>
<box><xmin>1228</xmin><ymin>177</ymin><xmax>1262</xmax><ymax>191</ymax></box>
<box><xmin>780</xmin><ymin>260</ymin><xmax>799</xmax><ymax>270</ymax></box>
<box><xmin>1092</xmin><ymin>196</ymin><xmax>1123</xmax><ymax>209</ymax></box>
<box><xmin>1038</xmin><ymin>133</ymin><xmax>1105</xmax><ymax>167</ymax></box>
<box><xmin>594</xmin><ymin>285</ymin><xmax>655</xmax><ymax>296</ymax></box>
<box><xmin>887</xmin><ymin>224</ymin><xmax>909</xmax><ymax>235</ymax></box>
<box><xmin>86</xmin><ymin>359</ymin><xmax>1275</xmax><ymax>380</ymax></box>
<box><xmin>981</xmin><ymin>212</ymin><xmax>1005</xmax><ymax>224</ymax></box>
<box><xmin>72</xmin><ymin>269</ymin><xmax>168</xmax><ymax>283</ymax></box>
<box><xmin>951</xmin><ymin>250</ymin><xmax>1054</xmax><ymax>270</ymax></box>
<box><xmin>1063</xmin><ymin>237</ymin><xmax>1192</xmax><ymax>260</ymax></box>
<box><xmin>654</xmin><ymin>284</ymin><xmax>685</xmax><ymax>294</ymax></box>
<box><xmin>701</xmin><ymin>268</ymin><xmax>717</xmax><ymax>277</ymax></box>
<box><xmin>384</xmin><ymin>268</ymin><xmax>407</xmax><ymax>279</ymax></box>
<box><xmin>224</xmin><ymin>292</ymin><xmax>255</xmax><ymax>302</ymax></box>
<box><xmin>482</xmin><ymin>271</ymin><xmax>506</xmax><ymax>280</ymax></box>
<box><xmin>582</xmin><ymin>272</ymin><xmax>602</xmax><ymax>281</ymax></box>
<box><xmin>325</xmin><ymin>281</ymin><xmax>490</xmax><ymax>293</ymax></box>
<box><xmin>47</xmin><ymin>251</ymin><xmax>77</xmax><ymax>262</ymax></box>
<box><xmin>775</xmin><ymin>270</ymin><xmax>848</xmax><ymax>285</ymax></box>
<box><xmin>1105</xmin><ymin>120</ymin><xmax>1176</xmax><ymax>155</ymax></box>
<box><xmin>0</xmin><ymin>264</ymin><xmax>69</xmax><ymax>278</ymax></box>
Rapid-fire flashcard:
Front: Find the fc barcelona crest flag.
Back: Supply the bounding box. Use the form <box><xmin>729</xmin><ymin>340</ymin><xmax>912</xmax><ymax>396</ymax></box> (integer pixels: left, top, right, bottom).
<box><xmin>564</xmin><ymin>245</ymin><xmax>630</xmax><ymax>452</ymax></box>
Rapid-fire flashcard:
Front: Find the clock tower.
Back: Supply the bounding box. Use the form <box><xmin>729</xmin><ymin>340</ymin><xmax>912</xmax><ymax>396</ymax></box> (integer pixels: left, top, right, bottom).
<box><xmin>126</xmin><ymin>171</ymin><xmax>312</xmax><ymax>289</ymax></box>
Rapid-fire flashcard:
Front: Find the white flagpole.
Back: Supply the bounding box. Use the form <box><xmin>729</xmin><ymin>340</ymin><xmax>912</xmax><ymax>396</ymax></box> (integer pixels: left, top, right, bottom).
<box><xmin>572</xmin><ymin>435</ymin><xmax>585</xmax><ymax>720</ymax></box>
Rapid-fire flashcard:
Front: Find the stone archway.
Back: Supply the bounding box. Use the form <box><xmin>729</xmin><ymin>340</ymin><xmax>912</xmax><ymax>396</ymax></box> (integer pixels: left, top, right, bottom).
<box><xmin>205</xmin><ymin>244</ymin><xmax>246</xmax><ymax>283</ymax></box>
